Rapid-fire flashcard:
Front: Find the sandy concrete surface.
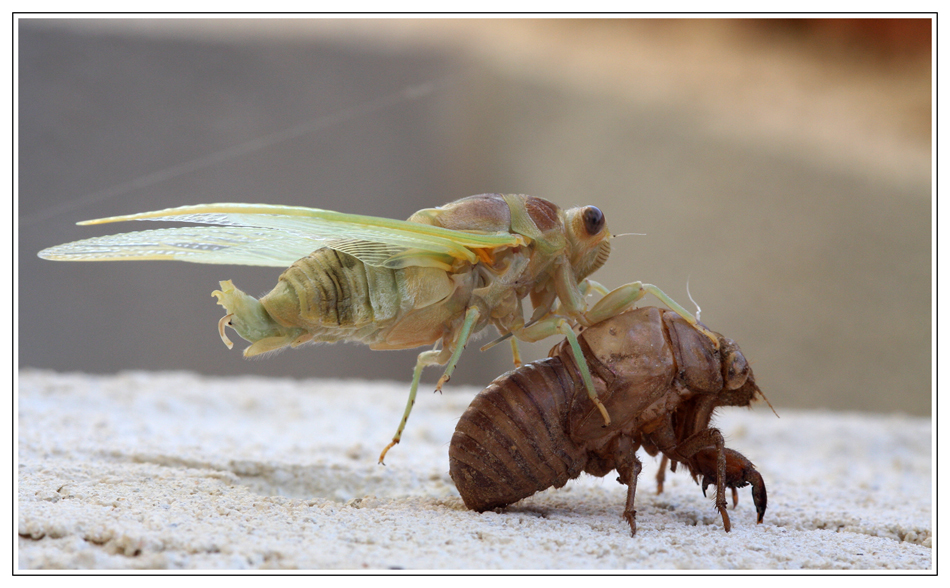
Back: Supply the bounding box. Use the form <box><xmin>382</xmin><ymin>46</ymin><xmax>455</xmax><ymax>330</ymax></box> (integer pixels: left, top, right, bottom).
<box><xmin>17</xmin><ymin>370</ymin><xmax>932</xmax><ymax>570</ymax></box>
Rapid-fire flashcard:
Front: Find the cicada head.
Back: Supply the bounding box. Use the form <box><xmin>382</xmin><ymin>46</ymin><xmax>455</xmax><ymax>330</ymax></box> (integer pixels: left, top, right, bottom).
<box><xmin>563</xmin><ymin>205</ymin><xmax>611</xmax><ymax>281</ymax></box>
<box><xmin>717</xmin><ymin>337</ymin><xmax>762</xmax><ymax>409</ymax></box>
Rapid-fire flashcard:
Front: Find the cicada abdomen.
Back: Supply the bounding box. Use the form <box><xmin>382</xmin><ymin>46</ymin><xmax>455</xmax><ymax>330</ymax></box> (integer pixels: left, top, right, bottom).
<box><xmin>215</xmin><ymin>246</ymin><xmax>469</xmax><ymax>357</ymax></box>
<box><xmin>448</xmin><ymin>358</ymin><xmax>588</xmax><ymax>512</ymax></box>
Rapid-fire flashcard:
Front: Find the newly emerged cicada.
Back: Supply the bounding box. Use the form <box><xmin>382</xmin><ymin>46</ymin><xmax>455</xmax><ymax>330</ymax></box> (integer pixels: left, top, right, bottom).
<box><xmin>38</xmin><ymin>193</ymin><xmax>713</xmax><ymax>462</ymax></box>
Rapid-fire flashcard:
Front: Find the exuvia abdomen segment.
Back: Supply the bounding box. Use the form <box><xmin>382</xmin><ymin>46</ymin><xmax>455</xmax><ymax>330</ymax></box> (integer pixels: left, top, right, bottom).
<box><xmin>449</xmin><ymin>358</ymin><xmax>588</xmax><ymax>511</ymax></box>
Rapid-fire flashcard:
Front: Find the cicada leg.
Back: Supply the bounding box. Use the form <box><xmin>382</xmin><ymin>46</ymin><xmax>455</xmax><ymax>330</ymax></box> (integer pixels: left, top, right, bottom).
<box><xmin>585</xmin><ymin>282</ymin><xmax>720</xmax><ymax>350</ymax></box>
<box><xmin>698</xmin><ymin>448</ymin><xmax>767</xmax><ymax>524</ymax></box>
<box><xmin>514</xmin><ymin>317</ymin><xmax>611</xmax><ymax>427</ymax></box>
<box><xmin>581</xmin><ymin>278</ymin><xmax>611</xmax><ymax>297</ymax></box>
<box><xmin>378</xmin><ymin>347</ymin><xmax>446</xmax><ymax>464</ymax></box>
<box><xmin>378</xmin><ymin>306</ymin><xmax>481</xmax><ymax>465</ymax></box>
<box><xmin>548</xmin><ymin>278</ymin><xmax>609</xmax><ymax>316</ymax></box>
<box><xmin>614</xmin><ymin>436</ymin><xmax>643</xmax><ymax>536</ymax></box>
<box><xmin>666</xmin><ymin>427</ymin><xmax>732</xmax><ymax>532</ymax></box>
<box><xmin>509</xmin><ymin>338</ymin><xmax>523</xmax><ymax>367</ymax></box>
<box><xmin>656</xmin><ymin>454</ymin><xmax>669</xmax><ymax>494</ymax></box>
<box><xmin>433</xmin><ymin>306</ymin><xmax>481</xmax><ymax>392</ymax></box>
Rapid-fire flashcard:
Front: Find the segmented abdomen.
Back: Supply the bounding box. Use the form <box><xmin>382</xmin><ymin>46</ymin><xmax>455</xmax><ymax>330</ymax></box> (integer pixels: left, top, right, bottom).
<box><xmin>449</xmin><ymin>358</ymin><xmax>588</xmax><ymax>511</ymax></box>
<box><xmin>261</xmin><ymin>248</ymin><xmax>399</xmax><ymax>334</ymax></box>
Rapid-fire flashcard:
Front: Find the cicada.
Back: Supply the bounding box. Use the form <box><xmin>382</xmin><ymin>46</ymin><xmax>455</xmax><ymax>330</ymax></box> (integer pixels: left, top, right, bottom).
<box><xmin>38</xmin><ymin>193</ymin><xmax>714</xmax><ymax>462</ymax></box>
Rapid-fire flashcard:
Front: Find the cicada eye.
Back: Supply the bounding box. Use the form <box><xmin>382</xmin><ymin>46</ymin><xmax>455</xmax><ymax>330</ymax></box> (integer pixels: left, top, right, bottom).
<box><xmin>582</xmin><ymin>206</ymin><xmax>605</xmax><ymax>236</ymax></box>
<box><xmin>723</xmin><ymin>348</ymin><xmax>751</xmax><ymax>390</ymax></box>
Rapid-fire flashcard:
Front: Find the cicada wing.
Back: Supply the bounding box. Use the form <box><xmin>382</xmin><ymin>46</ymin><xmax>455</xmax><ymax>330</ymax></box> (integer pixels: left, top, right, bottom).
<box><xmin>61</xmin><ymin>202</ymin><xmax>525</xmax><ymax>268</ymax></box>
<box><xmin>37</xmin><ymin>226</ymin><xmax>317</xmax><ymax>266</ymax></box>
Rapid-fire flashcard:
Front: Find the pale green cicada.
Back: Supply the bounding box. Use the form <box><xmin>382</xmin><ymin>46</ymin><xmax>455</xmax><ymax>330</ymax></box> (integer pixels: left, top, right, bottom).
<box><xmin>38</xmin><ymin>193</ymin><xmax>714</xmax><ymax>462</ymax></box>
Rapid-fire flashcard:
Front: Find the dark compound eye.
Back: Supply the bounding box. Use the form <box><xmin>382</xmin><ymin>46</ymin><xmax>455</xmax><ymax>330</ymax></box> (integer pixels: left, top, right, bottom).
<box><xmin>582</xmin><ymin>206</ymin><xmax>605</xmax><ymax>235</ymax></box>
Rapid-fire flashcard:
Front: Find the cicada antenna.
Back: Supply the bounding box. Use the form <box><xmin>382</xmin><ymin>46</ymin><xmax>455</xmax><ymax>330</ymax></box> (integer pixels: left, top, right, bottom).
<box><xmin>610</xmin><ymin>232</ymin><xmax>646</xmax><ymax>239</ymax></box>
<box><xmin>755</xmin><ymin>387</ymin><xmax>780</xmax><ymax>418</ymax></box>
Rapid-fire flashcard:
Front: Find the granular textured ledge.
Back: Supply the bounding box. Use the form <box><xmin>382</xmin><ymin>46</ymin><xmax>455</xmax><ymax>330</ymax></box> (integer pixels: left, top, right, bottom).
<box><xmin>17</xmin><ymin>370</ymin><xmax>932</xmax><ymax>570</ymax></box>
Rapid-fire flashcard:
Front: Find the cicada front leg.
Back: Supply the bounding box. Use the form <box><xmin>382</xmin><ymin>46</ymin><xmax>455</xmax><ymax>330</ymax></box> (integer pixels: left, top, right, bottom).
<box><xmin>504</xmin><ymin>265</ymin><xmax>612</xmax><ymax>426</ymax></box>
<box><xmin>580</xmin><ymin>278</ymin><xmax>610</xmax><ymax>297</ymax></box>
<box><xmin>585</xmin><ymin>282</ymin><xmax>720</xmax><ymax>350</ymax></box>
<box><xmin>378</xmin><ymin>306</ymin><xmax>481</xmax><ymax>465</ymax></box>
<box><xmin>665</xmin><ymin>427</ymin><xmax>732</xmax><ymax>532</ymax></box>
<box><xmin>513</xmin><ymin>316</ymin><xmax>611</xmax><ymax>427</ymax></box>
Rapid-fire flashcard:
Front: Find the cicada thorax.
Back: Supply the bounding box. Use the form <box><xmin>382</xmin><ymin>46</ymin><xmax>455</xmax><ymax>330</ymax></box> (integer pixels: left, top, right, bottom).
<box><xmin>410</xmin><ymin>193</ymin><xmax>568</xmax><ymax>329</ymax></box>
<box><xmin>409</xmin><ymin>193</ymin><xmax>560</xmax><ymax>235</ymax></box>
<box><xmin>449</xmin><ymin>357</ymin><xmax>589</xmax><ymax>512</ymax></box>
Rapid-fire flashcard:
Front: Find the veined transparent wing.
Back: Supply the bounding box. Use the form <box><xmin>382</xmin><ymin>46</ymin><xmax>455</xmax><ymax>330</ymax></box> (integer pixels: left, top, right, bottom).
<box><xmin>38</xmin><ymin>203</ymin><xmax>526</xmax><ymax>268</ymax></box>
<box><xmin>38</xmin><ymin>225</ymin><xmax>322</xmax><ymax>267</ymax></box>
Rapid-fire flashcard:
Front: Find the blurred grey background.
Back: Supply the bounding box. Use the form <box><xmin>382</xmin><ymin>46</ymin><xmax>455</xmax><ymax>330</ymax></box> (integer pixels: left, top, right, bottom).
<box><xmin>18</xmin><ymin>18</ymin><xmax>932</xmax><ymax>415</ymax></box>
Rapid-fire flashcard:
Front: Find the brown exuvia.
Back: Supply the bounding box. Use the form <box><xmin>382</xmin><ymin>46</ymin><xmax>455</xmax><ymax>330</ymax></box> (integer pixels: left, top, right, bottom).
<box><xmin>449</xmin><ymin>306</ymin><xmax>767</xmax><ymax>535</ymax></box>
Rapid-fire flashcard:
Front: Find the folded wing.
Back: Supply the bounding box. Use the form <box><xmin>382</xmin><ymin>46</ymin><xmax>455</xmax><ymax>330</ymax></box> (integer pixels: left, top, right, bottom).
<box><xmin>38</xmin><ymin>203</ymin><xmax>525</xmax><ymax>269</ymax></box>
